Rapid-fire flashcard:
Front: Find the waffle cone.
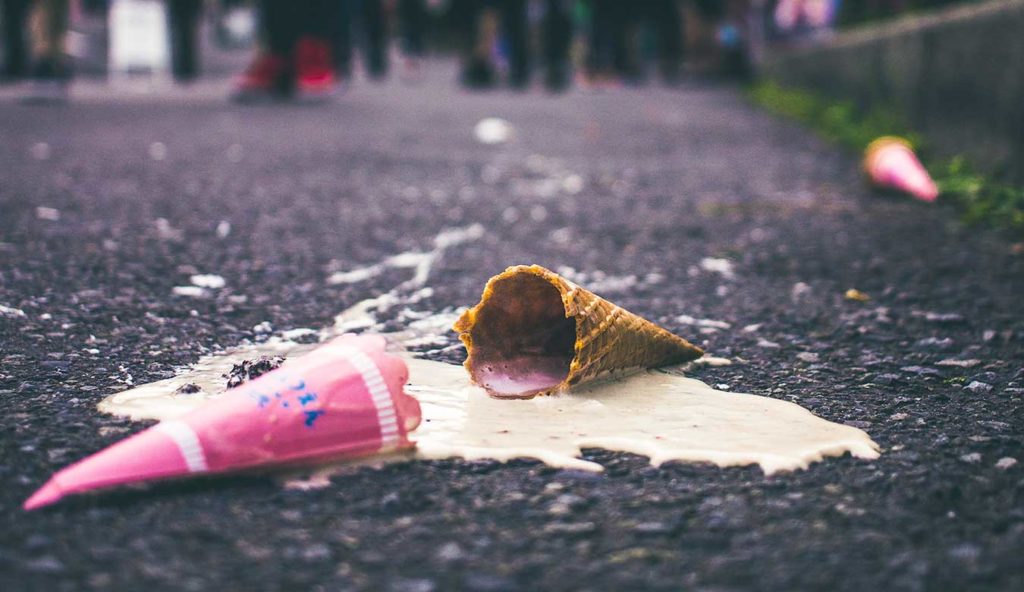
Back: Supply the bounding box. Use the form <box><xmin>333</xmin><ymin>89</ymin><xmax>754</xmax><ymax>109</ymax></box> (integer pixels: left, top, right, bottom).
<box><xmin>454</xmin><ymin>265</ymin><xmax>703</xmax><ymax>398</ymax></box>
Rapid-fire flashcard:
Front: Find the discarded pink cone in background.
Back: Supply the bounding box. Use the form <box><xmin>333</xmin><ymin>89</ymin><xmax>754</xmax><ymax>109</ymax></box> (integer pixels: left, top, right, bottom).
<box><xmin>864</xmin><ymin>136</ymin><xmax>939</xmax><ymax>202</ymax></box>
<box><xmin>24</xmin><ymin>334</ymin><xmax>421</xmax><ymax>510</ymax></box>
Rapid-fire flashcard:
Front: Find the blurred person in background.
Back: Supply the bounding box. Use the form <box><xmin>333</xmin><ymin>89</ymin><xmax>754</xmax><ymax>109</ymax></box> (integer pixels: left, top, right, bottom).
<box><xmin>581</xmin><ymin>0</ymin><xmax>627</xmax><ymax>87</ymax></box>
<box><xmin>541</xmin><ymin>0</ymin><xmax>572</xmax><ymax>91</ymax></box>
<box><xmin>1</xmin><ymin>0</ymin><xmax>31</xmax><ymax>82</ymax></box>
<box><xmin>22</xmin><ymin>0</ymin><xmax>70</xmax><ymax>102</ymax></box>
<box><xmin>232</xmin><ymin>0</ymin><xmax>338</xmax><ymax>101</ymax></box>
<box><xmin>396</xmin><ymin>0</ymin><xmax>428</xmax><ymax>80</ymax></box>
<box><xmin>168</xmin><ymin>0</ymin><xmax>202</xmax><ymax>82</ymax></box>
<box><xmin>453</xmin><ymin>0</ymin><xmax>529</xmax><ymax>89</ymax></box>
<box><xmin>331</xmin><ymin>0</ymin><xmax>388</xmax><ymax>82</ymax></box>
<box><xmin>626</xmin><ymin>0</ymin><xmax>685</xmax><ymax>85</ymax></box>
<box><xmin>581</xmin><ymin>0</ymin><xmax>684</xmax><ymax>88</ymax></box>
<box><xmin>453</xmin><ymin>0</ymin><xmax>571</xmax><ymax>92</ymax></box>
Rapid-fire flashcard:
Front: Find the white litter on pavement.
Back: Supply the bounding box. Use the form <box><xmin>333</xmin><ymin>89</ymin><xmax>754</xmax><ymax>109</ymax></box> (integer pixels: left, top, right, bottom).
<box><xmin>172</xmin><ymin>286</ymin><xmax>208</xmax><ymax>298</ymax></box>
<box><xmin>474</xmin><ymin>118</ymin><xmax>512</xmax><ymax>145</ymax></box>
<box><xmin>700</xmin><ymin>257</ymin><xmax>735</xmax><ymax>279</ymax></box>
<box><xmin>675</xmin><ymin>315</ymin><xmax>731</xmax><ymax>329</ymax></box>
<box><xmin>0</xmin><ymin>304</ymin><xmax>28</xmax><ymax>318</ymax></box>
<box><xmin>190</xmin><ymin>274</ymin><xmax>226</xmax><ymax>289</ymax></box>
<box><xmin>35</xmin><ymin>207</ymin><xmax>61</xmax><ymax>221</ymax></box>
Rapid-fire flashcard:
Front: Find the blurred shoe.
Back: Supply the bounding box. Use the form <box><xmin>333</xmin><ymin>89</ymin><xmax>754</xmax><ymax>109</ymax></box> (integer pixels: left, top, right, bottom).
<box><xmin>20</xmin><ymin>59</ymin><xmax>68</xmax><ymax>105</ymax></box>
<box><xmin>544</xmin><ymin>62</ymin><xmax>570</xmax><ymax>93</ymax></box>
<box><xmin>231</xmin><ymin>52</ymin><xmax>290</xmax><ymax>102</ymax></box>
<box><xmin>460</xmin><ymin>58</ymin><xmax>496</xmax><ymax>90</ymax></box>
<box><xmin>508</xmin><ymin>71</ymin><xmax>529</xmax><ymax>91</ymax></box>
<box><xmin>398</xmin><ymin>54</ymin><xmax>424</xmax><ymax>84</ymax></box>
<box><xmin>366</xmin><ymin>47</ymin><xmax>388</xmax><ymax>81</ymax></box>
<box><xmin>294</xmin><ymin>37</ymin><xmax>336</xmax><ymax>101</ymax></box>
<box><xmin>1</xmin><ymin>63</ymin><xmax>28</xmax><ymax>85</ymax></box>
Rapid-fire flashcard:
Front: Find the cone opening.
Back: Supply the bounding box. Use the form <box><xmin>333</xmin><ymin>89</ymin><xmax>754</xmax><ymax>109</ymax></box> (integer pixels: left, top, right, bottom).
<box><xmin>464</xmin><ymin>272</ymin><xmax>576</xmax><ymax>398</ymax></box>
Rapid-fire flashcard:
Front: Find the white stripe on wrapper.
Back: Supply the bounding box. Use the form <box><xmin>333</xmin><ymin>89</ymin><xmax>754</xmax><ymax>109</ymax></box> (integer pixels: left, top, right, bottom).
<box><xmin>155</xmin><ymin>420</ymin><xmax>209</xmax><ymax>473</ymax></box>
<box><xmin>330</xmin><ymin>345</ymin><xmax>402</xmax><ymax>451</ymax></box>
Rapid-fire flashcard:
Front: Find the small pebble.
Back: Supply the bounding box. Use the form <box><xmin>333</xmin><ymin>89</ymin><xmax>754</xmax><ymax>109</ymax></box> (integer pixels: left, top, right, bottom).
<box><xmin>175</xmin><ymin>383</ymin><xmax>201</xmax><ymax>395</ymax></box>
<box><xmin>964</xmin><ymin>381</ymin><xmax>993</xmax><ymax>394</ymax></box>
<box><xmin>435</xmin><ymin>542</ymin><xmax>465</xmax><ymax>562</ymax></box>
<box><xmin>190</xmin><ymin>274</ymin><xmax>226</xmax><ymax>289</ymax></box>
<box><xmin>172</xmin><ymin>286</ymin><xmax>207</xmax><ymax>298</ymax></box>
<box><xmin>35</xmin><ymin>206</ymin><xmax>61</xmax><ymax>221</ymax></box>
<box><xmin>960</xmin><ymin>452</ymin><xmax>982</xmax><ymax>464</ymax></box>
<box><xmin>542</xmin><ymin>522</ymin><xmax>597</xmax><ymax>535</ymax></box>
<box><xmin>995</xmin><ymin>457</ymin><xmax>1017</xmax><ymax>470</ymax></box>
<box><xmin>473</xmin><ymin>118</ymin><xmax>512</xmax><ymax>145</ymax></box>
<box><xmin>30</xmin><ymin>142</ymin><xmax>51</xmax><ymax>160</ymax></box>
<box><xmin>389</xmin><ymin>578</ymin><xmax>436</xmax><ymax>592</ymax></box>
<box><xmin>149</xmin><ymin>142</ymin><xmax>168</xmax><ymax>161</ymax></box>
<box><xmin>935</xmin><ymin>359</ymin><xmax>981</xmax><ymax>368</ymax></box>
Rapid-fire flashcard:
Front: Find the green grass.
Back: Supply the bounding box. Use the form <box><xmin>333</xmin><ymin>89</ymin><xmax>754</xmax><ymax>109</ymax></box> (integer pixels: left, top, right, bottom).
<box><xmin>747</xmin><ymin>80</ymin><xmax>1024</xmax><ymax>232</ymax></box>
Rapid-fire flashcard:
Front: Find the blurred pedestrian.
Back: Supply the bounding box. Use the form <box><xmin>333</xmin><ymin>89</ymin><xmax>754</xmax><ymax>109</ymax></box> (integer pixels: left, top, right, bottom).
<box><xmin>643</xmin><ymin>0</ymin><xmax>685</xmax><ymax>85</ymax></box>
<box><xmin>232</xmin><ymin>0</ymin><xmax>337</xmax><ymax>101</ymax></box>
<box><xmin>168</xmin><ymin>0</ymin><xmax>202</xmax><ymax>82</ymax></box>
<box><xmin>396</xmin><ymin>0</ymin><xmax>428</xmax><ymax>80</ymax></box>
<box><xmin>541</xmin><ymin>0</ymin><xmax>572</xmax><ymax>91</ymax></box>
<box><xmin>331</xmin><ymin>0</ymin><xmax>388</xmax><ymax>82</ymax></box>
<box><xmin>453</xmin><ymin>0</ymin><xmax>529</xmax><ymax>89</ymax></box>
<box><xmin>23</xmin><ymin>0</ymin><xmax>70</xmax><ymax>102</ymax></box>
<box><xmin>1</xmin><ymin>0</ymin><xmax>30</xmax><ymax>82</ymax></box>
<box><xmin>582</xmin><ymin>0</ymin><xmax>629</xmax><ymax>87</ymax></box>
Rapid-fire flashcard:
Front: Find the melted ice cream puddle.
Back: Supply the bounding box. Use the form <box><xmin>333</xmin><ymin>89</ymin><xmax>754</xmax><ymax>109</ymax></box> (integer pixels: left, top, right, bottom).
<box><xmin>99</xmin><ymin>341</ymin><xmax>878</xmax><ymax>476</ymax></box>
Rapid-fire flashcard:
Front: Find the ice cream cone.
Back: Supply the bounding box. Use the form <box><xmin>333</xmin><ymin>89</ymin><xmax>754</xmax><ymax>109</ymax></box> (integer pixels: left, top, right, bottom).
<box><xmin>454</xmin><ymin>265</ymin><xmax>703</xmax><ymax>399</ymax></box>
<box><xmin>864</xmin><ymin>136</ymin><xmax>939</xmax><ymax>202</ymax></box>
<box><xmin>24</xmin><ymin>334</ymin><xmax>421</xmax><ymax>510</ymax></box>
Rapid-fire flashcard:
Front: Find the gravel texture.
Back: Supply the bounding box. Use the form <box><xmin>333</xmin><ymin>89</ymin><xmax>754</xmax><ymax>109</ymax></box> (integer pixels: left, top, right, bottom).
<box><xmin>1</xmin><ymin>64</ymin><xmax>1022</xmax><ymax>591</ymax></box>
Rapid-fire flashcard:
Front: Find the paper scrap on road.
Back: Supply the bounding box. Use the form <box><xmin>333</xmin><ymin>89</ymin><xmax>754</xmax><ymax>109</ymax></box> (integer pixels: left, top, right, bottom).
<box><xmin>474</xmin><ymin>118</ymin><xmax>512</xmax><ymax>145</ymax></box>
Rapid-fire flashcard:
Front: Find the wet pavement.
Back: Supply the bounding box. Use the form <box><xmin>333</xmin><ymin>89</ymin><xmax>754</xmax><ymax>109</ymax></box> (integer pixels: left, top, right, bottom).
<box><xmin>1</xmin><ymin>62</ymin><xmax>1023</xmax><ymax>591</ymax></box>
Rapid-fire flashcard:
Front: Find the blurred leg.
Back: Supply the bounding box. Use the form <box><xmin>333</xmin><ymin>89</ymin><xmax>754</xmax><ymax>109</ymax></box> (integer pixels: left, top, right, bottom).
<box><xmin>22</xmin><ymin>0</ymin><xmax>68</xmax><ymax>102</ymax></box>
<box><xmin>608</xmin><ymin>0</ymin><xmax>632</xmax><ymax>81</ymax></box>
<box><xmin>1</xmin><ymin>0</ymin><xmax>31</xmax><ymax>80</ymax></box>
<box><xmin>653</xmin><ymin>0</ymin><xmax>682</xmax><ymax>83</ymax></box>
<box><xmin>542</xmin><ymin>0</ymin><xmax>571</xmax><ymax>91</ymax></box>
<box><xmin>453</xmin><ymin>0</ymin><xmax>495</xmax><ymax>89</ymax></box>
<box><xmin>169</xmin><ymin>0</ymin><xmax>202</xmax><ymax>82</ymax></box>
<box><xmin>29</xmin><ymin>0</ymin><xmax>69</xmax><ymax>68</ymax></box>
<box><xmin>232</xmin><ymin>0</ymin><xmax>298</xmax><ymax>100</ymax></box>
<box><xmin>330</xmin><ymin>0</ymin><xmax>353</xmax><ymax>77</ymax></box>
<box><xmin>294</xmin><ymin>0</ymin><xmax>337</xmax><ymax>96</ymax></box>
<box><xmin>585</xmin><ymin>0</ymin><xmax>610</xmax><ymax>78</ymax></box>
<box><xmin>500</xmin><ymin>0</ymin><xmax>528</xmax><ymax>88</ymax></box>
<box><xmin>262</xmin><ymin>0</ymin><xmax>300</xmax><ymax>56</ymax></box>
<box><xmin>397</xmin><ymin>0</ymin><xmax>427</xmax><ymax>56</ymax></box>
<box><xmin>360</xmin><ymin>0</ymin><xmax>387</xmax><ymax>79</ymax></box>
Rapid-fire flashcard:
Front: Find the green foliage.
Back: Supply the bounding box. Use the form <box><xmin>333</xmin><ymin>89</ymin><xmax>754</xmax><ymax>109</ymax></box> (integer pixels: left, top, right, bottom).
<box><xmin>747</xmin><ymin>81</ymin><xmax>1024</xmax><ymax>232</ymax></box>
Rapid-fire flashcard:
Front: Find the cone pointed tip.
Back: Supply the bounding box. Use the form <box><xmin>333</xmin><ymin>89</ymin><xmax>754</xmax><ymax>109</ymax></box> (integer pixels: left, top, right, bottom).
<box><xmin>23</xmin><ymin>481</ymin><xmax>62</xmax><ymax>511</ymax></box>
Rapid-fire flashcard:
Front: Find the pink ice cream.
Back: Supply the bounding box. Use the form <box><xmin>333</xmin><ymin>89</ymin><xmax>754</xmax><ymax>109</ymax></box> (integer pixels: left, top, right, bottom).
<box><xmin>24</xmin><ymin>334</ymin><xmax>421</xmax><ymax>510</ymax></box>
<box><xmin>865</xmin><ymin>137</ymin><xmax>939</xmax><ymax>202</ymax></box>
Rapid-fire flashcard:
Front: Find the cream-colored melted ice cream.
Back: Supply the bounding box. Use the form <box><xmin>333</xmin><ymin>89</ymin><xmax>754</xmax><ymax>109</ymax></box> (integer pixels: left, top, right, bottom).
<box><xmin>99</xmin><ymin>338</ymin><xmax>879</xmax><ymax>476</ymax></box>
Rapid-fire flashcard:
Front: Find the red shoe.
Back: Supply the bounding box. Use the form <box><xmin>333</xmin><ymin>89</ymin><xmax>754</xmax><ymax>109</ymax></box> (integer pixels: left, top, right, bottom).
<box><xmin>294</xmin><ymin>37</ymin><xmax>336</xmax><ymax>100</ymax></box>
<box><xmin>232</xmin><ymin>52</ymin><xmax>290</xmax><ymax>102</ymax></box>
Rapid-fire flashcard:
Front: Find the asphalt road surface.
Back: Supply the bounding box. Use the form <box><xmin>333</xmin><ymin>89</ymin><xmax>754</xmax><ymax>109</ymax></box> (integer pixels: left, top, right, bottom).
<box><xmin>1</xmin><ymin>64</ymin><xmax>1022</xmax><ymax>591</ymax></box>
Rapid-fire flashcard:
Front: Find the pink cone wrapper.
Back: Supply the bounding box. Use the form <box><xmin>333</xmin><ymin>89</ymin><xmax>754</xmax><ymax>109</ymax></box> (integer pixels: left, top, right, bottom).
<box><xmin>864</xmin><ymin>136</ymin><xmax>939</xmax><ymax>202</ymax></box>
<box><xmin>24</xmin><ymin>334</ymin><xmax>421</xmax><ymax>510</ymax></box>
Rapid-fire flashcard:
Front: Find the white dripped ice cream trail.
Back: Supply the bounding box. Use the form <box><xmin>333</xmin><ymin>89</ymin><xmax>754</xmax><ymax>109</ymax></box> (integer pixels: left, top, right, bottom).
<box><xmin>98</xmin><ymin>224</ymin><xmax>879</xmax><ymax>484</ymax></box>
